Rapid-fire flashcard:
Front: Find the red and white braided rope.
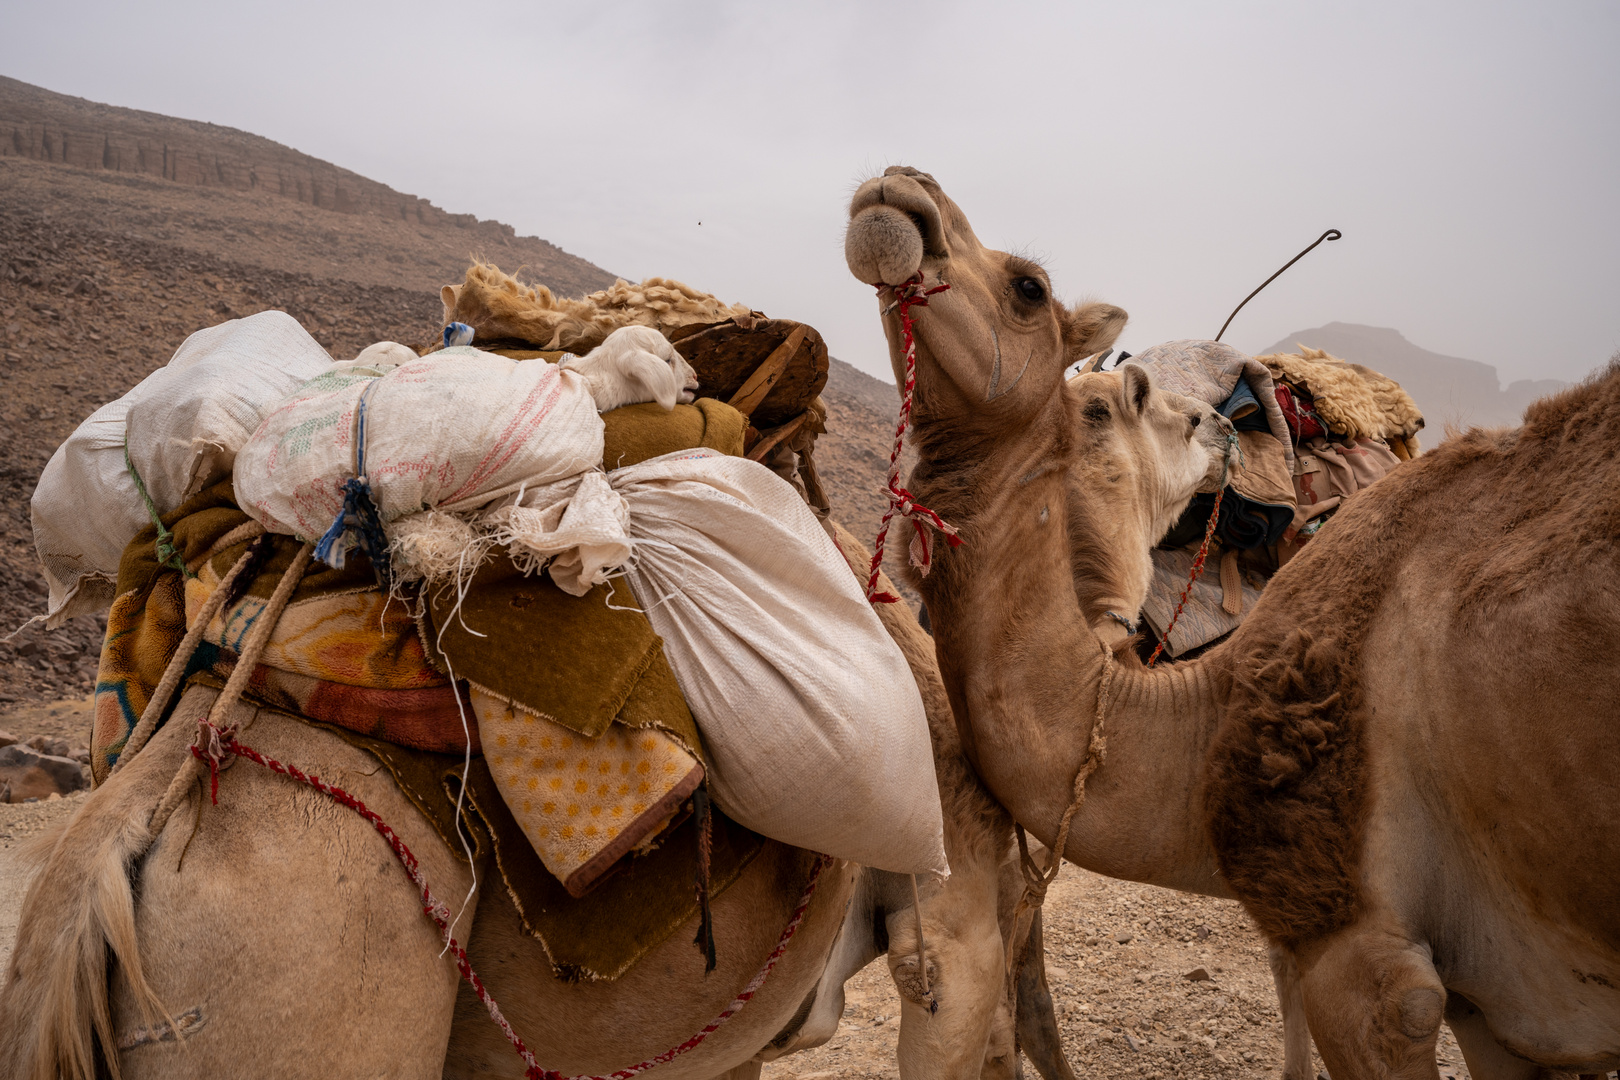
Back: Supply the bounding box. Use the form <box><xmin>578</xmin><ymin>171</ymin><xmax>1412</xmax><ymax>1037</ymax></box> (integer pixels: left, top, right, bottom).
<box><xmin>864</xmin><ymin>274</ymin><xmax>962</xmax><ymax>603</ymax></box>
<box><xmin>190</xmin><ymin>731</ymin><xmax>832</xmax><ymax>1080</ymax></box>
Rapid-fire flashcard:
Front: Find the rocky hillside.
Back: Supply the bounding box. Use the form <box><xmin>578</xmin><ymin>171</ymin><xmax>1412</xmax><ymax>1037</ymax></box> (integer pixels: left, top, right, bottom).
<box><xmin>1260</xmin><ymin>322</ymin><xmax>1570</xmax><ymax>432</ymax></box>
<box><xmin>0</xmin><ymin>75</ymin><xmax>616</xmax><ymax>298</ymax></box>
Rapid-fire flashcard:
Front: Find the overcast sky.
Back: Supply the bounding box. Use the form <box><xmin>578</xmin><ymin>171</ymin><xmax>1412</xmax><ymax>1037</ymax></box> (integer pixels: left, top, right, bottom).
<box><xmin>8</xmin><ymin>1</ymin><xmax>1617</xmax><ymax>384</ymax></box>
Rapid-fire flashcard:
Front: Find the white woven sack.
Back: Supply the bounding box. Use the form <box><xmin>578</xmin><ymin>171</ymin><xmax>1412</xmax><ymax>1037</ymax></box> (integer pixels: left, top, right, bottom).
<box><xmin>234</xmin><ymin>347</ymin><xmax>604</xmax><ymax>553</ymax></box>
<box><xmin>615</xmin><ymin>450</ymin><xmax>947</xmax><ymax>877</ymax></box>
<box><xmin>28</xmin><ymin>311</ymin><xmax>331</xmax><ymax>628</ymax></box>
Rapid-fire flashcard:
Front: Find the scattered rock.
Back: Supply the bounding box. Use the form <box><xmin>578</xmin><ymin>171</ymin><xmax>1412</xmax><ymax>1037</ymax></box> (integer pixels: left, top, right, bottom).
<box><xmin>1194</xmin><ymin>924</ymin><xmax>1211</xmax><ymax>940</ymax></box>
<box><xmin>0</xmin><ymin>729</ymin><xmax>15</xmax><ymax>748</ymax></box>
<box><xmin>0</xmin><ymin>744</ymin><xmax>89</xmax><ymax>802</ymax></box>
<box><xmin>1183</xmin><ymin>967</ymin><xmax>1212</xmax><ymax>982</ymax></box>
<box><xmin>1114</xmin><ymin>931</ymin><xmax>1134</xmax><ymax>944</ymax></box>
<box><xmin>1124</xmin><ymin>1030</ymin><xmax>1141</xmax><ymax>1051</ymax></box>
<box><xmin>25</xmin><ymin>734</ymin><xmax>70</xmax><ymax>758</ymax></box>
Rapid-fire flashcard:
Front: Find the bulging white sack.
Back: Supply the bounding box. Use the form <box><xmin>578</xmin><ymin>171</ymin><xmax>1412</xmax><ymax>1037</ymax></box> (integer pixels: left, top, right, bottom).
<box><xmin>234</xmin><ymin>347</ymin><xmax>605</xmax><ymax>556</ymax></box>
<box><xmin>615</xmin><ymin>450</ymin><xmax>947</xmax><ymax>877</ymax></box>
<box><xmin>29</xmin><ymin>311</ymin><xmax>332</xmax><ymax>627</ymax></box>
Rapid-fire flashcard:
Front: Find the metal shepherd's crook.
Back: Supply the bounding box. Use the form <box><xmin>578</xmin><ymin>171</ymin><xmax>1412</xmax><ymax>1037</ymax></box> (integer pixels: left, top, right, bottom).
<box><xmin>1214</xmin><ymin>228</ymin><xmax>1342</xmax><ymax>342</ymax></box>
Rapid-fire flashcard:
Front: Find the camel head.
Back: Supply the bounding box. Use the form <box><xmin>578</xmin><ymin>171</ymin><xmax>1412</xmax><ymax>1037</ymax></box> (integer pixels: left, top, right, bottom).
<box><xmin>844</xmin><ymin>166</ymin><xmax>1126</xmax><ymax>427</ymax></box>
<box><xmin>1065</xmin><ymin>367</ymin><xmax>1223</xmax><ymax>636</ymax></box>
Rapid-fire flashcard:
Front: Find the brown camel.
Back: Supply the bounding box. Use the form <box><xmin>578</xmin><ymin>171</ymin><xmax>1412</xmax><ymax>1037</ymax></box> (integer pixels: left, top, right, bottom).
<box><xmin>0</xmin><ymin>521</ymin><xmax>1024</xmax><ymax>1080</ymax></box>
<box><xmin>845</xmin><ymin>165</ymin><xmax>1620</xmax><ymax>1080</ymax></box>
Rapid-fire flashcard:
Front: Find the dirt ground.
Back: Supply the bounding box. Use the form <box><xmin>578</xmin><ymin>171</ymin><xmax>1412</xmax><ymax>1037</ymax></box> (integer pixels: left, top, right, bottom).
<box><xmin>764</xmin><ymin>865</ymin><xmax>1477</xmax><ymax>1080</ymax></box>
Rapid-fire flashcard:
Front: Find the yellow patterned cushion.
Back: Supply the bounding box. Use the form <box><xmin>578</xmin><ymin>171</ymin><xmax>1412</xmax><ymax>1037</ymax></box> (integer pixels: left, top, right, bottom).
<box><xmin>471</xmin><ymin>687</ymin><xmax>703</xmax><ymax>897</ymax></box>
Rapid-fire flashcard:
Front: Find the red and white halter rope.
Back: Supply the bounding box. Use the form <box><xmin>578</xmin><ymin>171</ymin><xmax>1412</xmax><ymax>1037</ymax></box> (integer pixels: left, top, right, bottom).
<box><xmin>190</xmin><ymin>728</ymin><xmax>832</xmax><ymax>1080</ymax></box>
<box><xmin>864</xmin><ymin>274</ymin><xmax>963</xmax><ymax>603</ymax></box>
<box><xmin>1144</xmin><ymin>488</ymin><xmax>1223</xmax><ymax>667</ymax></box>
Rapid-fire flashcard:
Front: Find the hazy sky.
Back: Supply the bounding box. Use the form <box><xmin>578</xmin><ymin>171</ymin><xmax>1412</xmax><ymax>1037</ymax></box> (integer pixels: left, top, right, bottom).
<box><xmin>7</xmin><ymin>1</ymin><xmax>1617</xmax><ymax>385</ymax></box>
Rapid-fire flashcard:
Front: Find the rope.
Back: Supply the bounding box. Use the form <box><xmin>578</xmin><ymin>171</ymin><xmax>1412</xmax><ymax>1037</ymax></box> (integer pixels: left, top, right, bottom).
<box><xmin>864</xmin><ymin>274</ymin><xmax>962</xmax><ymax>603</ymax></box>
<box><xmin>1145</xmin><ymin>489</ymin><xmax>1223</xmax><ymax>667</ymax></box>
<box><xmin>1005</xmin><ymin>655</ymin><xmax>1115</xmax><ymax>994</ymax></box>
<box><xmin>185</xmin><ymin>731</ymin><xmax>831</xmax><ymax>1080</ymax></box>
<box><xmin>148</xmin><ymin>543</ymin><xmax>313</xmax><ymax>837</ymax></box>
<box><xmin>123</xmin><ymin>439</ymin><xmax>192</xmax><ymax>579</ymax></box>
<box><xmin>108</xmin><ymin>533</ymin><xmax>265</xmax><ymax>776</ymax></box>
<box><xmin>1146</xmin><ymin>430</ymin><xmax>1240</xmax><ymax>666</ymax></box>
<box><xmin>907</xmin><ymin>872</ymin><xmax>937</xmax><ymax>1012</ymax></box>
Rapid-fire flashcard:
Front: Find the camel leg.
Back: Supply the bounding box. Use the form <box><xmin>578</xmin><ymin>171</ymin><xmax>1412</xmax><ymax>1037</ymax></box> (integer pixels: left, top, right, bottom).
<box><xmin>1297</xmin><ymin>926</ymin><xmax>1445</xmax><ymax>1080</ymax></box>
<box><xmin>1270</xmin><ymin>944</ymin><xmax>1316</xmax><ymax>1080</ymax></box>
<box><xmin>888</xmin><ymin>859</ymin><xmax>1005</xmax><ymax>1080</ymax></box>
<box><xmin>111</xmin><ymin>696</ymin><xmax>476</xmax><ymax>1079</ymax></box>
<box><xmin>1015</xmin><ymin>909</ymin><xmax>1077</xmax><ymax>1080</ymax></box>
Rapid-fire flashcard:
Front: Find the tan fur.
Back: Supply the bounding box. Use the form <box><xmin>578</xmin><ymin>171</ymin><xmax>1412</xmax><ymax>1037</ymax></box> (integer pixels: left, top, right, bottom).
<box><xmin>1063</xmin><ymin>369</ymin><xmax>1227</xmax><ymax>643</ymax></box>
<box><xmin>443</xmin><ymin>262</ymin><xmax>755</xmax><ymax>353</ymax></box>
<box><xmin>1065</xmin><ymin>301</ymin><xmax>1129</xmax><ymax>363</ymax></box>
<box><xmin>1258</xmin><ymin>345</ymin><xmax>1425</xmax><ymax>453</ymax></box>
<box><xmin>845</xmin><ymin>167</ymin><xmax>1620</xmax><ymax>1080</ymax></box>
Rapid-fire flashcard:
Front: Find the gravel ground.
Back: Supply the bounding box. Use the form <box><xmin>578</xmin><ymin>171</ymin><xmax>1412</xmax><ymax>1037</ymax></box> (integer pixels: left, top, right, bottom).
<box><xmin>765</xmin><ymin>864</ymin><xmax>1481</xmax><ymax>1080</ymax></box>
<box><xmin>0</xmin><ymin>787</ymin><xmax>85</xmax><ymax>973</ymax></box>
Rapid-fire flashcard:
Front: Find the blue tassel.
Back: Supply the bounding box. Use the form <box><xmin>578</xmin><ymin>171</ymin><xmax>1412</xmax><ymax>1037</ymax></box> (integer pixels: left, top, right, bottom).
<box><xmin>313</xmin><ymin>383</ymin><xmax>392</xmax><ymax>585</ymax></box>
<box><xmin>443</xmin><ymin>322</ymin><xmax>474</xmax><ymax>348</ymax></box>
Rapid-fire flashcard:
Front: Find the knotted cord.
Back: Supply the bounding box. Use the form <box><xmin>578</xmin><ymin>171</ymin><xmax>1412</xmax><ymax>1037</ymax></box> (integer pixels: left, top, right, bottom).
<box><xmin>864</xmin><ymin>274</ymin><xmax>962</xmax><ymax>603</ymax></box>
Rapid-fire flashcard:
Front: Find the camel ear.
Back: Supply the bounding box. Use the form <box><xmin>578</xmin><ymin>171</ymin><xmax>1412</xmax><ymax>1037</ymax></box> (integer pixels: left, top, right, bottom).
<box><xmin>1120</xmin><ymin>363</ymin><xmax>1154</xmax><ymax>417</ymax></box>
<box><xmin>1065</xmin><ymin>301</ymin><xmax>1129</xmax><ymax>364</ymax></box>
<box><xmin>440</xmin><ymin>284</ymin><xmax>462</xmax><ymax>327</ymax></box>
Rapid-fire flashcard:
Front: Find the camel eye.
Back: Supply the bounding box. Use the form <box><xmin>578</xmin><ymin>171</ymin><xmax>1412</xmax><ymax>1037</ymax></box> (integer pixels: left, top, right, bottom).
<box><xmin>1014</xmin><ymin>277</ymin><xmax>1046</xmax><ymax>303</ymax></box>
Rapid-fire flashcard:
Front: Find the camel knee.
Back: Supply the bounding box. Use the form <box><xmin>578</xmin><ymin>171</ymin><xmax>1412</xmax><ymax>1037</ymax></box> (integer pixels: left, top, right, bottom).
<box><xmin>1299</xmin><ymin>928</ymin><xmax>1445</xmax><ymax>1080</ymax></box>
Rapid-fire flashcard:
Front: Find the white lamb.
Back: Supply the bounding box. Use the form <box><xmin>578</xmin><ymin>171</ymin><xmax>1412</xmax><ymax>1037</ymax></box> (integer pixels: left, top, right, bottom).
<box><xmin>562</xmin><ymin>325</ymin><xmax>700</xmax><ymax>412</ymax></box>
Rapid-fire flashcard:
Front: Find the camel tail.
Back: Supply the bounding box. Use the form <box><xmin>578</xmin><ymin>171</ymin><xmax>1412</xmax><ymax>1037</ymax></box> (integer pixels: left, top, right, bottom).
<box><xmin>0</xmin><ymin>794</ymin><xmax>169</xmax><ymax>1080</ymax></box>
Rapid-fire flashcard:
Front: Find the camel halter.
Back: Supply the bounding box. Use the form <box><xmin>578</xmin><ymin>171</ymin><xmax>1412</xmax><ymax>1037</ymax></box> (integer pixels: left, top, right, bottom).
<box><xmin>863</xmin><ymin>273</ymin><xmax>962</xmax><ymax>602</ymax></box>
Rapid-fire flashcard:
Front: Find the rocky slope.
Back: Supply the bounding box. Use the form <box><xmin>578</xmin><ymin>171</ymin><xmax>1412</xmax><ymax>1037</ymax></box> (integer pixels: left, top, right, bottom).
<box><xmin>1</xmin><ymin>75</ymin><xmax>615</xmax><ymax>298</ymax></box>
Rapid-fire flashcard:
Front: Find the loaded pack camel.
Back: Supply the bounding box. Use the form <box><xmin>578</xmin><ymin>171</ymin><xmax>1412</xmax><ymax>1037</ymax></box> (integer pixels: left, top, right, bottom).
<box><xmin>845</xmin><ymin>165</ymin><xmax>1620</xmax><ymax>1080</ymax></box>
<box><xmin>0</xmin><ymin>516</ymin><xmax>1038</xmax><ymax>1080</ymax></box>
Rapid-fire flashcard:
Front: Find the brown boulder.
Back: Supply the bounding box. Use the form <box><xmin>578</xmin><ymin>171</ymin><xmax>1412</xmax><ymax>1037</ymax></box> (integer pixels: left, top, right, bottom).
<box><xmin>0</xmin><ymin>744</ymin><xmax>89</xmax><ymax>802</ymax></box>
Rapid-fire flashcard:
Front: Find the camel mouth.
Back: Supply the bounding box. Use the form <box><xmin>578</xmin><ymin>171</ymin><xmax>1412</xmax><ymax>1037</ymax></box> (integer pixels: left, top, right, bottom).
<box><xmin>845</xmin><ymin>168</ymin><xmax>948</xmax><ymax>287</ymax></box>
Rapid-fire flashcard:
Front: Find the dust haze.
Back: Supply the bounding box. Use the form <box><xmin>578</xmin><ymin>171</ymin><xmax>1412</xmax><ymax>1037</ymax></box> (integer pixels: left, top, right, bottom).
<box><xmin>4</xmin><ymin>0</ymin><xmax>1616</xmax><ymax>385</ymax></box>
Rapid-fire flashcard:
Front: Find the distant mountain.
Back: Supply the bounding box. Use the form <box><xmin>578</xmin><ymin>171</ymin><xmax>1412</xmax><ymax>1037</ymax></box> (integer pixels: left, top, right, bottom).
<box><xmin>0</xmin><ymin>74</ymin><xmax>616</xmax><ymax>297</ymax></box>
<box><xmin>1259</xmin><ymin>322</ymin><xmax>1568</xmax><ymax>432</ymax></box>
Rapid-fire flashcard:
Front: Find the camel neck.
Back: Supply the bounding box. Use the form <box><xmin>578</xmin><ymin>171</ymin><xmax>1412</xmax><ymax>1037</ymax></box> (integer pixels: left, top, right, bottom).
<box><xmin>912</xmin><ymin>392</ymin><xmax>1230</xmax><ymax>897</ymax></box>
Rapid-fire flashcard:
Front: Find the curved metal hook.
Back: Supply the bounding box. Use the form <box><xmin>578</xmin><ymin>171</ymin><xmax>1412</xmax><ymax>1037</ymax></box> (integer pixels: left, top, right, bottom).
<box><xmin>1214</xmin><ymin>228</ymin><xmax>1342</xmax><ymax>343</ymax></box>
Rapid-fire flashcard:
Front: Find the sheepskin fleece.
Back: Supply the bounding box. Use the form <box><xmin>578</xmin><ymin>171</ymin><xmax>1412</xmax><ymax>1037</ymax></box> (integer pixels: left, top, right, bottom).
<box><xmin>1258</xmin><ymin>345</ymin><xmax>1424</xmax><ymax>457</ymax></box>
<box><xmin>442</xmin><ymin>262</ymin><xmax>757</xmax><ymax>353</ymax></box>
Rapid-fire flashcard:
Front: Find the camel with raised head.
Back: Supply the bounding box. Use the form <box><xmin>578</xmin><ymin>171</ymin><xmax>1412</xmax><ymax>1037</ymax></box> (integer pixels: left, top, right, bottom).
<box><xmin>845</xmin><ymin>165</ymin><xmax>1620</xmax><ymax>1080</ymax></box>
<box><xmin>0</xmin><ymin>519</ymin><xmax>1024</xmax><ymax>1080</ymax></box>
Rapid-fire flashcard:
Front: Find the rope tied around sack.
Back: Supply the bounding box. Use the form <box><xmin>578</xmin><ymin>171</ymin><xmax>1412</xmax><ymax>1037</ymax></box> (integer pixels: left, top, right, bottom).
<box><xmin>1006</xmin><ymin>654</ymin><xmax>1114</xmax><ymax>994</ymax></box>
<box><xmin>123</xmin><ymin>438</ymin><xmax>193</xmax><ymax>579</ymax></box>
<box><xmin>864</xmin><ymin>274</ymin><xmax>962</xmax><ymax>603</ymax></box>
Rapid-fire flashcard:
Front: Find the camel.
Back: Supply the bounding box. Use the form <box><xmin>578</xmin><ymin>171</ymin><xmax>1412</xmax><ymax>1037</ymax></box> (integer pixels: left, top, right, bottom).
<box><xmin>845</xmin><ymin>165</ymin><xmax>1620</xmax><ymax>1080</ymax></box>
<box><xmin>0</xmin><ymin>519</ymin><xmax>1027</xmax><ymax>1080</ymax></box>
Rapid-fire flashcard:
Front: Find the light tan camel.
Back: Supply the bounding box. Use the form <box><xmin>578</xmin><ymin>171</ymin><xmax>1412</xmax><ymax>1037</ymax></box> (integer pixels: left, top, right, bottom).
<box><xmin>846</xmin><ymin>165</ymin><xmax>1620</xmax><ymax>1080</ymax></box>
<box><xmin>0</xmin><ymin>523</ymin><xmax>1019</xmax><ymax>1080</ymax></box>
